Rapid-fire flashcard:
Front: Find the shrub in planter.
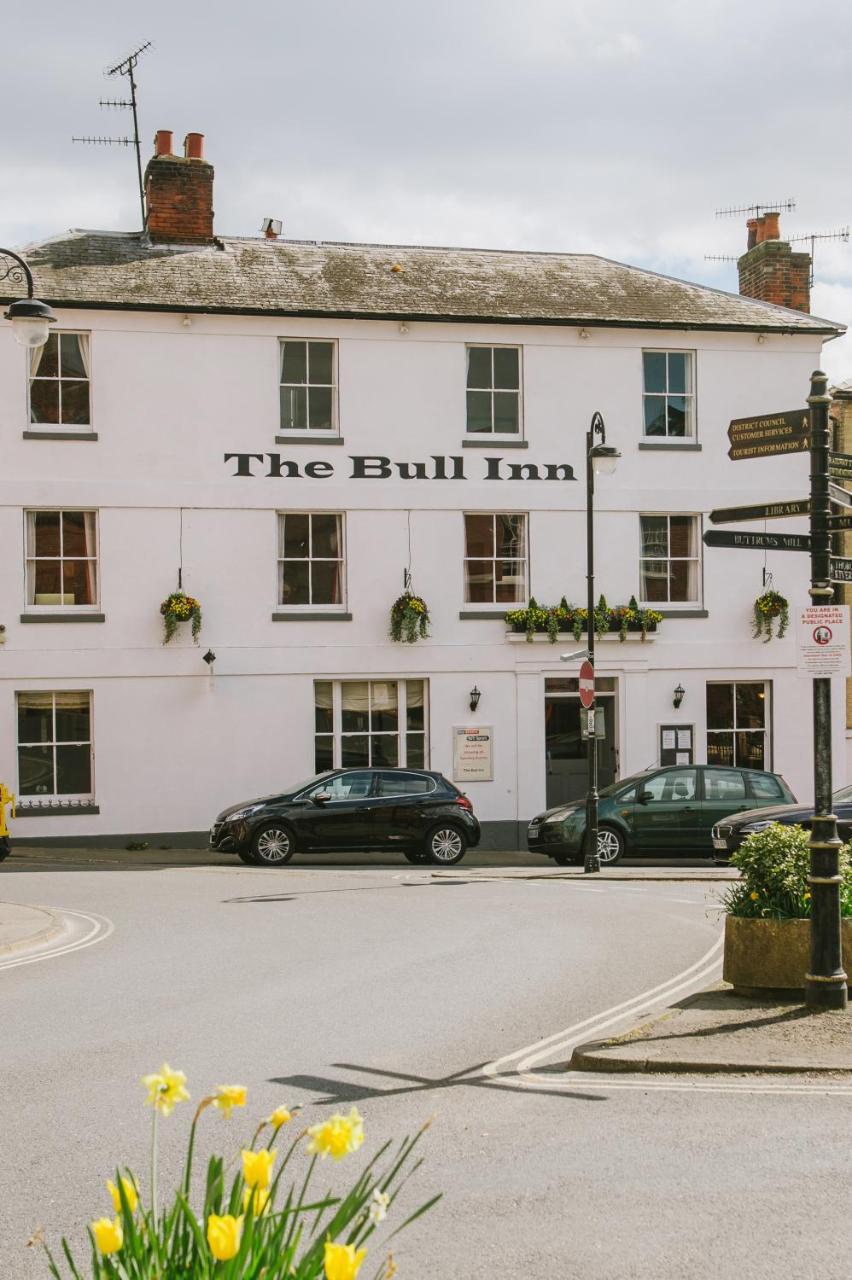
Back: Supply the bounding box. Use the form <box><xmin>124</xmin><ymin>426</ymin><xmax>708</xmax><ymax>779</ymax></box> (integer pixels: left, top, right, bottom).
<box><xmin>723</xmin><ymin>822</ymin><xmax>852</xmax><ymax>921</ymax></box>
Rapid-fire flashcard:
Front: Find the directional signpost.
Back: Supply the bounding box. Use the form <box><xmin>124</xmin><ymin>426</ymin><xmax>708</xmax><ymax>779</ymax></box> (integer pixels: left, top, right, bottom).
<box><xmin>703</xmin><ymin>529</ymin><xmax>811</xmax><ymax>553</ymax></box>
<box><xmin>829</xmin><ymin>451</ymin><xmax>852</xmax><ymax>483</ymax></box>
<box><xmin>828</xmin><ymin>514</ymin><xmax>852</xmax><ymax>531</ymax></box>
<box><xmin>709</xmin><ymin>498</ymin><xmax>810</xmax><ymax>524</ymax></box>
<box><xmin>727</xmin><ymin>409</ymin><xmax>810</xmax><ymax>460</ymax></box>
<box><xmin>831</xmin><ymin>557</ymin><xmax>852</xmax><ymax>584</ymax></box>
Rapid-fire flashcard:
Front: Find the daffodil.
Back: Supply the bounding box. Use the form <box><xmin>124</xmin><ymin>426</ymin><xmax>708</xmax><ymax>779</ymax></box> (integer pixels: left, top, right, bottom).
<box><xmin>368</xmin><ymin>1188</ymin><xmax>390</xmax><ymax>1224</ymax></box>
<box><xmin>308</xmin><ymin>1107</ymin><xmax>365</xmax><ymax>1160</ymax></box>
<box><xmin>750</xmin><ymin>891</ymin><xmax>760</xmax><ymax>901</ymax></box>
<box><xmin>212</xmin><ymin>1084</ymin><xmax>247</xmax><ymax>1116</ymax></box>
<box><xmin>242</xmin><ymin>1147</ymin><xmax>276</xmax><ymax>1189</ymax></box>
<box><xmin>207</xmin><ymin>1213</ymin><xmax>243</xmax><ymax>1262</ymax></box>
<box><xmin>324</xmin><ymin>1240</ymin><xmax>367</xmax><ymax>1280</ymax></box>
<box><xmin>141</xmin><ymin>1063</ymin><xmax>189</xmax><ymax>1116</ymax></box>
<box><xmin>242</xmin><ymin>1185</ymin><xmax>270</xmax><ymax>1215</ymax></box>
<box><xmin>91</xmin><ymin>1217</ymin><xmax>123</xmax><ymax>1255</ymax></box>
<box><xmin>107</xmin><ymin>1176</ymin><xmax>138</xmax><ymax>1215</ymax></box>
<box><xmin>267</xmin><ymin>1104</ymin><xmax>294</xmax><ymax>1130</ymax></box>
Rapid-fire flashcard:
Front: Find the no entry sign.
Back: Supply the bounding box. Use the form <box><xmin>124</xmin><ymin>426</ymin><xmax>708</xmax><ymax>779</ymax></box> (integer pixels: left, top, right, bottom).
<box><xmin>578</xmin><ymin>660</ymin><xmax>595</xmax><ymax>709</ymax></box>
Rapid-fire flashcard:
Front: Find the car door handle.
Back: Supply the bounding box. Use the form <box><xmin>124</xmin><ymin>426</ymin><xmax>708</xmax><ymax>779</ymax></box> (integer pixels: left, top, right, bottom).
<box><xmin>683</xmin><ymin>806</ymin><xmax>696</xmax><ymax>813</ymax></box>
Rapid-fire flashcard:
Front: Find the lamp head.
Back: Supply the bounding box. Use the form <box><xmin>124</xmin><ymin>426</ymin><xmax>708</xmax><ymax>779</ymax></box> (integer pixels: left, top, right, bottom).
<box><xmin>469</xmin><ymin>685</ymin><xmax>481</xmax><ymax>713</ymax></box>
<box><xmin>202</xmin><ymin>649</ymin><xmax>217</xmax><ymax>667</ymax></box>
<box><xmin>673</xmin><ymin>683</ymin><xmax>686</xmax><ymax>709</ymax></box>
<box><xmin>591</xmin><ymin>444</ymin><xmax>620</xmax><ymax>476</ymax></box>
<box><xmin>5</xmin><ymin>296</ymin><xmax>56</xmax><ymax>349</ymax></box>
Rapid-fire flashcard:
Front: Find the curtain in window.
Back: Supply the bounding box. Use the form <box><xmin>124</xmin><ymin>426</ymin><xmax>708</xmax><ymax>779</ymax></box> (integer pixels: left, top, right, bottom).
<box><xmin>82</xmin><ymin>511</ymin><xmax>97</xmax><ymax>605</ymax></box>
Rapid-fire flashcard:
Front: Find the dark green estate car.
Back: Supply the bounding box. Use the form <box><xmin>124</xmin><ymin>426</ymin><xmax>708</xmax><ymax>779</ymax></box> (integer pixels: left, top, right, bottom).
<box><xmin>527</xmin><ymin>764</ymin><xmax>796</xmax><ymax>865</ymax></box>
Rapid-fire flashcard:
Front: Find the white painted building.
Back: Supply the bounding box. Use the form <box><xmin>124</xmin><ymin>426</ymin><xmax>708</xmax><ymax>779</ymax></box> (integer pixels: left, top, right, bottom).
<box><xmin>0</xmin><ymin>134</ymin><xmax>846</xmax><ymax>848</ymax></box>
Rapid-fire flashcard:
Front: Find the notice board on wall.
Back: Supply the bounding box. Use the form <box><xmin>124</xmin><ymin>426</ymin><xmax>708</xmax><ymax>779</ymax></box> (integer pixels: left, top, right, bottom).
<box><xmin>660</xmin><ymin>724</ymin><xmax>693</xmax><ymax>766</ymax></box>
<box><xmin>453</xmin><ymin>726</ymin><xmax>494</xmax><ymax>781</ymax></box>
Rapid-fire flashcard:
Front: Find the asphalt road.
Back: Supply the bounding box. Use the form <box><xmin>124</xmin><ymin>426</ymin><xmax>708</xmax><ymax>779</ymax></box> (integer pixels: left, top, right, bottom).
<box><xmin>1</xmin><ymin>858</ymin><xmax>850</xmax><ymax>1278</ymax></box>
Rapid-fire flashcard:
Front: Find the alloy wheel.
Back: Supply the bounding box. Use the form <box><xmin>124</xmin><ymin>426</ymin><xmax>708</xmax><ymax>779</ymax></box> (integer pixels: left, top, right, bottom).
<box><xmin>430</xmin><ymin>828</ymin><xmax>464</xmax><ymax>862</ymax></box>
<box><xmin>255</xmin><ymin>827</ymin><xmax>292</xmax><ymax>863</ymax></box>
<box><xmin>596</xmin><ymin>828</ymin><xmax>622</xmax><ymax>864</ymax></box>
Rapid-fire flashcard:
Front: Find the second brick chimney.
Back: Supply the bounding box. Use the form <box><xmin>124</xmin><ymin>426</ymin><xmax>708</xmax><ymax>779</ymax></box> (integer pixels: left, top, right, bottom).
<box><xmin>737</xmin><ymin>212</ymin><xmax>810</xmax><ymax>313</ymax></box>
<box><xmin>144</xmin><ymin>131</ymin><xmax>214</xmax><ymax>243</ymax></box>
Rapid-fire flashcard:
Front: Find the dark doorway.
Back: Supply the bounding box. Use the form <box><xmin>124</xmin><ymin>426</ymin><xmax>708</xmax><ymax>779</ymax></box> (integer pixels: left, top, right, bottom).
<box><xmin>544</xmin><ymin>678</ymin><xmax>618</xmax><ymax>808</ymax></box>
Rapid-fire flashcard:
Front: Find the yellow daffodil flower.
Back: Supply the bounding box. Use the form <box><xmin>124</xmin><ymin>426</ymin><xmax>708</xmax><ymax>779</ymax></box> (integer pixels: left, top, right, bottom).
<box><xmin>212</xmin><ymin>1084</ymin><xmax>247</xmax><ymax>1116</ymax></box>
<box><xmin>804</xmin><ymin>891</ymin><xmax>811</xmax><ymax>900</ymax></box>
<box><xmin>91</xmin><ymin>1218</ymin><xmax>123</xmax><ymax>1255</ymax></box>
<box><xmin>307</xmin><ymin>1107</ymin><xmax>365</xmax><ymax>1161</ymax></box>
<box><xmin>750</xmin><ymin>892</ymin><xmax>760</xmax><ymax>901</ymax></box>
<box><xmin>267</xmin><ymin>1104</ymin><xmax>294</xmax><ymax>1130</ymax></box>
<box><xmin>141</xmin><ymin>1063</ymin><xmax>189</xmax><ymax>1116</ymax></box>
<box><xmin>241</xmin><ymin>1147</ymin><xmax>276</xmax><ymax>1189</ymax></box>
<box><xmin>324</xmin><ymin>1240</ymin><xmax>367</xmax><ymax>1280</ymax></box>
<box><xmin>207</xmin><ymin>1213</ymin><xmax>243</xmax><ymax>1262</ymax></box>
<box><xmin>242</xmin><ymin>1186</ymin><xmax>270</xmax><ymax>1216</ymax></box>
<box><xmin>107</xmin><ymin>1176</ymin><xmax>138</xmax><ymax>1215</ymax></box>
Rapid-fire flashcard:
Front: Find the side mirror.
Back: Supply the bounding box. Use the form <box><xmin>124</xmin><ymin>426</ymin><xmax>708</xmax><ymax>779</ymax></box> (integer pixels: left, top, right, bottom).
<box><xmin>312</xmin><ymin>792</ymin><xmax>332</xmax><ymax>805</ymax></box>
<box><xmin>638</xmin><ymin>791</ymin><xmax>654</xmax><ymax>805</ymax></box>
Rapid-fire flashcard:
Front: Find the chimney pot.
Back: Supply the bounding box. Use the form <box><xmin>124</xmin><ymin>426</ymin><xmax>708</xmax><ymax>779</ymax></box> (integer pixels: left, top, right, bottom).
<box><xmin>261</xmin><ymin>217</ymin><xmax>283</xmax><ymax>240</ymax></box>
<box><xmin>762</xmin><ymin>211</ymin><xmax>781</xmax><ymax>241</ymax></box>
<box><xmin>746</xmin><ymin>218</ymin><xmax>758</xmax><ymax>250</ymax></box>
<box><xmin>184</xmin><ymin>132</ymin><xmax>205</xmax><ymax>160</ymax></box>
<box><xmin>154</xmin><ymin>129</ymin><xmax>173</xmax><ymax>157</ymax></box>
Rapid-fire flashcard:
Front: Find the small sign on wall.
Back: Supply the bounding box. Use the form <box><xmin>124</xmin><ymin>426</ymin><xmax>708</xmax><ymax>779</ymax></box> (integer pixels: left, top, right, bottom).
<box><xmin>453</xmin><ymin>726</ymin><xmax>494</xmax><ymax>782</ymax></box>
<box><xmin>660</xmin><ymin>724</ymin><xmax>694</xmax><ymax>766</ymax></box>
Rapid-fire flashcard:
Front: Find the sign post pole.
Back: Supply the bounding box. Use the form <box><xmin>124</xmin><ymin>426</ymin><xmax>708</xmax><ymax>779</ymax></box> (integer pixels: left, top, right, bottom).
<box><xmin>805</xmin><ymin>370</ymin><xmax>848</xmax><ymax>1011</ymax></box>
<box><xmin>585</xmin><ymin>425</ymin><xmax>600</xmax><ymax>875</ymax></box>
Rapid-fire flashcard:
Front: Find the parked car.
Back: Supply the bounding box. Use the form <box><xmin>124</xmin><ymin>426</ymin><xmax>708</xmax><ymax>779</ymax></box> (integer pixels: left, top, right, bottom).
<box><xmin>210</xmin><ymin>767</ymin><xmax>480</xmax><ymax>866</ymax></box>
<box><xmin>527</xmin><ymin>764</ymin><xmax>796</xmax><ymax>865</ymax></box>
<box><xmin>711</xmin><ymin>781</ymin><xmax>852</xmax><ymax>863</ymax></box>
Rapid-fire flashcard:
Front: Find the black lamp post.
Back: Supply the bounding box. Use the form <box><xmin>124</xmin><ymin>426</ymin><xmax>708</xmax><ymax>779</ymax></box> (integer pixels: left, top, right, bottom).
<box><xmin>584</xmin><ymin>412</ymin><xmax>620</xmax><ymax>874</ymax></box>
<box><xmin>1</xmin><ymin>248</ymin><xmax>55</xmax><ymax>348</ymax></box>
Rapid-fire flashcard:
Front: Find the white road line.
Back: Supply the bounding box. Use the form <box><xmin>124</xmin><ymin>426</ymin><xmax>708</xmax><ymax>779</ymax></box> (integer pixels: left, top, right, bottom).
<box><xmin>0</xmin><ymin>909</ymin><xmax>113</xmax><ymax>971</ymax></box>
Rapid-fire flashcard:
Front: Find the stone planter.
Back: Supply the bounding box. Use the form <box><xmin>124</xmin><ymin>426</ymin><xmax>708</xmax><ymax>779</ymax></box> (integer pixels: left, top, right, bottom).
<box><xmin>723</xmin><ymin>916</ymin><xmax>852</xmax><ymax>993</ymax></box>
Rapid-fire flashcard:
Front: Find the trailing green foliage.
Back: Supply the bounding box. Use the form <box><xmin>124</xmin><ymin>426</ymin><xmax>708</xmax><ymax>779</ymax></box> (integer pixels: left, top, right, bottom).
<box><xmin>723</xmin><ymin>822</ymin><xmax>852</xmax><ymax>919</ymax></box>
<box><xmin>506</xmin><ymin>595</ymin><xmax>662</xmax><ymax>644</ymax></box>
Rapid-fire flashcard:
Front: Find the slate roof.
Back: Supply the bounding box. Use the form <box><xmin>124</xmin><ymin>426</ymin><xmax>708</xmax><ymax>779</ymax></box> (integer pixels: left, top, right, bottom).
<box><xmin>3</xmin><ymin>230</ymin><xmax>844</xmax><ymax>334</ymax></box>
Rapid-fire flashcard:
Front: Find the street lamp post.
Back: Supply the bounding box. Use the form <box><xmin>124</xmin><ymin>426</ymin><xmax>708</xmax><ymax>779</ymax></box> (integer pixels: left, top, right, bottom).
<box><xmin>1</xmin><ymin>248</ymin><xmax>55</xmax><ymax>348</ymax></box>
<box><xmin>585</xmin><ymin>412</ymin><xmax>620</xmax><ymax>874</ymax></box>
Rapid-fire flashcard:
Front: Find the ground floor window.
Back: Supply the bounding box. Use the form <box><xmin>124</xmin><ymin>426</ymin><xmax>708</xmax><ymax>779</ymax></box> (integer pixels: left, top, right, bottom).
<box><xmin>314</xmin><ymin>679</ymin><xmax>428</xmax><ymax>771</ymax></box>
<box><xmin>17</xmin><ymin>691</ymin><xmax>93</xmax><ymax>800</ymax></box>
<box><xmin>706</xmin><ymin>681</ymin><xmax>769</xmax><ymax>770</ymax></box>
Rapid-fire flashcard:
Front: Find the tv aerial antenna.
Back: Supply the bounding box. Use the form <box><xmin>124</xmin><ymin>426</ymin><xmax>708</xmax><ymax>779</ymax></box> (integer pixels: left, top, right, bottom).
<box><xmin>715</xmin><ymin>199</ymin><xmax>797</xmax><ymax>219</ymax></box>
<box><xmin>789</xmin><ymin>227</ymin><xmax>850</xmax><ymax>286</ymax></box>
<box><xmin>72</xmin><ymin>41</ymin><xmax>152</xmax><ymax>230</ymax></box>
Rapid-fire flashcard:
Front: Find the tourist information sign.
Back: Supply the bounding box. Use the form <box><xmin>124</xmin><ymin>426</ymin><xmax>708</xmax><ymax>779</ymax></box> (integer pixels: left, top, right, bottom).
<box><xmin>831</xmin><ymin>557</ymin><xmax>852</xmax><ymax>583</ymax></box>
<box><xmin>727</xmin><ymin>409</ymin><xmax>810</xmax><ymax>460</ymax></box>
<box><xmin>709</xmin><ymin>498</ymin><xmax>810</xmax><ymax>524</ymax></box>
<box><xmin>703</xmin><ymin>529</ymin><xmax>811</xmax><ymax>553</ymax></box>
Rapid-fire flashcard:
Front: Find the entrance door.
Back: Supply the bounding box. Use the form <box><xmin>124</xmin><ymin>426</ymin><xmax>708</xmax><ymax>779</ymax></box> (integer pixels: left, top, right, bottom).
<box><xmin>544</xmin><ymin>678</ymin><xmax>618</xmax><ymax>809</ymax></box>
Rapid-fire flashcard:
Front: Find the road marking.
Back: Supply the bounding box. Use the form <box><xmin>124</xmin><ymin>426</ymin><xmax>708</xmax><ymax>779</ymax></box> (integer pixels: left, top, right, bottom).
<box><xmin>0</xmin><ymin>909</ymin><xmax>113</xmax><ymax>972</ymax></box>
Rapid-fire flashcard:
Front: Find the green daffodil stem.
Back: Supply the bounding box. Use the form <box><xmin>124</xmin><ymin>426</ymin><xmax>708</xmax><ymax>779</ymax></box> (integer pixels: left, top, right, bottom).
<box><xmin>151</xmin><ymin>1105</ymin><xmax>159</xmax><ymax>1231</ymax></box>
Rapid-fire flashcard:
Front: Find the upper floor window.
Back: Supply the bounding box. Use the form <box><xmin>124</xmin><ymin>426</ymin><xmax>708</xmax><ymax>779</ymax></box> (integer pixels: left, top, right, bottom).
<box><xmin>29</xmin><ymin>332</ymin><xmax>91</xmax><ymax>428</ymax></box>
<box><xmin>464</xmin><ymin>513</ymin><xmax>527</xmax><ymax>604</ymax></box>
<box><xmin>25</xmin><ymin>510</ymin><xmax>98</xmax><ymax>609</ymax></box>
<box><xmin>278</xmin><ymin>512</ymin><xmax>345</xmax><ymax>608</ymax></box>
<box><xmin>279</xmin><ymin>340</ymin><xmax>336</xmax><ymax>432</ymax></box>
<box><xmin>17</xmin><ymin>691</ymin><xmax>93</xmax><ymax>801</ymax></box>
<box><xmin>642</xmin><ymin>350</ymin><xmax>694</xmax><ymax>439</ymax></box>
<box><xmin>639</xmin><ymin>515</ymin><xmax>700</xmax><ymax>604</ymax></box>
<box><xmin>466</xmin><ymin>345</ymin><xmax>521</xmax><ymax>435</ymax></box>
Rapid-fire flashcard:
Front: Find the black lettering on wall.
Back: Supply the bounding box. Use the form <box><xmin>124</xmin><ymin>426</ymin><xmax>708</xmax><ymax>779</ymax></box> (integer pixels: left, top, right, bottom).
<box><xmin>350</xmin><ymin>455</ymin><xmax>392</xmax><ymax>478</ymax></box>
<box><xmin>507</xmin><ymin>462</ymin><xmax>541</xmax><ymax>480</ymax></box>
<box><xmin>304</xmin><ymin>460</ymin><xmax>334</xmax><ymax>479</ymax></box>
<box><xmin>267</xmin><ymin>455</ymin><xmax>302</xmax><ymax>478</ymax></box>
<box><xmin>544</xmin><ymin>463</ymin><xmax>576</xmax><ymax>481</ymax></box>
<box><xmin>224</xmin><ymin>453</ymin><xmax>265</xmax><ymax>477</ymax></box>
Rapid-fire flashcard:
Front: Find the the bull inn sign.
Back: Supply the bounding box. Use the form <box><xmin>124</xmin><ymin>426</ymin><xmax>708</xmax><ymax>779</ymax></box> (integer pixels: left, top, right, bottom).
<box><xmin>224</xmin><ymin>453</ymin><xmax>577</xmax><ymax>480</ymax></box>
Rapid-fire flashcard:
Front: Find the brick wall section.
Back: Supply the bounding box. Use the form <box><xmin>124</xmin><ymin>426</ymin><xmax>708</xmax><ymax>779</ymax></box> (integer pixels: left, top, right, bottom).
<box><xmin>831</xmin><ymin>387</ymin><xmax>852</xmax><ymax>727</ymax></box>
<box><xmin>144</xmin><ymin>155</ymin><xmax>214</xmax><ymax>243</ymax></box>
<box><xmin>737</xmin><ymin>240</ymin><xmax>811</xmax><ymax>313</ymax></box>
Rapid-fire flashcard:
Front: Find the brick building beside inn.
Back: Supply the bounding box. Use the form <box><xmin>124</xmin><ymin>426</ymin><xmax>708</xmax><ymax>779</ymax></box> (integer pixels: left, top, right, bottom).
<box><xmin>1</xmin><ymin>131</ymin><xmax>848</xmax><ymax>848</ymax></box>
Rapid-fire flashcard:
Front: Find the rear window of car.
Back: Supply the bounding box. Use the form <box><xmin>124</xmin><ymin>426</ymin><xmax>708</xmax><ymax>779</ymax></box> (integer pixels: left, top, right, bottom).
<box><xmin>376</xmin><ymin>772</ymin><xmax>435</xmax><ymax>797</ymax></box>
<box><xmin>704</xmin><ymin>769</ymin><xmax>747</xmax><ymax>801</ymax></box>
<box><xmin>748</xmin><ymin>773</ymin><xmax>785</xmax><ymax>800</ymax></box>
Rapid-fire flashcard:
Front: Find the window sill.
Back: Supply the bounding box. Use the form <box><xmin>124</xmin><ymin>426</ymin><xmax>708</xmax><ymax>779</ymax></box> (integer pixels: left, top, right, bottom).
<box><xmin>23</xmin><ymin>430</ymin><xmax>98</xmax><ymax>441</ymax></box>
<box><xmin>272</xmin><ymin>611</ymin><xmax>353</xmax><ymax>621</ymax></box>
<box><xmin>275</xmin><ymin>434</ymin><xmax>345</xmax><ymax>446</ymax></box>
<box><xmin>459</xmin><ymin>610</ymin><xmax>514</xmax><ymax>620</ymax></box>
<box><xmin>650</xmin><ymin>608</ymin><xmax>708</xmax><ymax>618</ymax></box>
<box><xmin>638</xmin><ymin>441</ymin><xmax>702</xmax><ymax>451</ymax></box>
<box><xmin>20</xmin><ymin>612</ymin><xmax>105</xmax><ymax>624</ymax></box>
<box><xmin>16</xmin><ymin>803</ymin><xmax>99</xmax><ymax>817</ymax></box>
<box><xmin>462</xmin><ymin>438</ymin><xmax>528</xmax><ymax>449</ymax></box>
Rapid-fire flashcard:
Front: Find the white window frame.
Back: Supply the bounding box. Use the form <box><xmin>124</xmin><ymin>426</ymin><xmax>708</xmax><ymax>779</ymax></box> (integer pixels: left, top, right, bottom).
<box><xmin>641</xmin><ymin>348</ymin><xmax>695</xmax><ymax>441</ymax></box>
<box><xmin>638</xmin><ymin>513</ymin><xmax>701</xmax><ymax>607</ymax></box>
<box><xmin>463</xmin><ymin>512</ymin><xmax>528</xmax><ymax>607</ymax></box>
<box><xmin>278</xmin><ymin>338</ymin><xmax>338</xmax><ymax>435</ymax></box>
<box><xmin>314</xmin><ymin>679</ymin><xmax>430</xmax><ymax>771</ymax></box>
<box><xmin>276</xmin><ymin>512</ymin><xmax>347</xmax><ymax>611</ymax></box>
<box><xmin>28</xmin><ymin>330</ymin><xmax>93</xmax><ymax>432</ymax></box>
<box><xmin>465</xmin><ymin>344</ymin><xmax>523</xmax><ymax>439</ymax></box>
<box><xmin>16</xmin><ymin>690</ymin><xmax>95</xmax><ymax>804</ymax></box>
<box><xmin>23</xmin><ymin>509</ymin><xmax>100</xmax><ymax>612</ymax></box>
<box><xmin>706</xmin><ymin>680</ymin><xmax>772</xmax><ymax>771</ymax></box>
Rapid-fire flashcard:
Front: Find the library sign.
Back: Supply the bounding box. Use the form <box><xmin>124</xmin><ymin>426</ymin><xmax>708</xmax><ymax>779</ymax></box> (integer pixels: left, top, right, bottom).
<box><xmin>224</xmin><ymin>453</ymin><xmax>577</xmax><ymax>481</ymax></box>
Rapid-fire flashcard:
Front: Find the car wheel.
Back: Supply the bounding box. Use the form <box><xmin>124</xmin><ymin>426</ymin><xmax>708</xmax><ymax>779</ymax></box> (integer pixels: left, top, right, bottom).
<box><xmin>251</xmin><ymin>823</ymin><xmax>296</xmax><ymax>866</ymax></box>
<box><xmin>425</xmin><ymin>825</ymin><xmax>468</xmax><ymax>866</ymax></box>
<box><xmin>237</xmin><ymin>849</ymin><xmax>258</xmax><ymax>865</ymax></box>
<box><xmin>596</xmin><ymin>825</ymin><xmax>625</xmax><ymax>866</ymax></box>
<box><xmin>403</xmin><ymin>850</ymin><xmax>430</xmax><ymax>864</ymax></box>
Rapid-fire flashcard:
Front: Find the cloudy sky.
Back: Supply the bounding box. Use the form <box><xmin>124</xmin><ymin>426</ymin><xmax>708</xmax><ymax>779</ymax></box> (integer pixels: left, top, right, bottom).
<box><xmin>2</xmin><ymin>0</ymin><xmax>850</xmax><ymax>378</ymax></box>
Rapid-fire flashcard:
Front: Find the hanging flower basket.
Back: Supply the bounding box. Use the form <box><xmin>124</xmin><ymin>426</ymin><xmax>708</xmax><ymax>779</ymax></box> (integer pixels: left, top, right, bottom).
<box><xmin>390</xmin><ymin>591</ymin><xmax>430</xmax><ymax>643</ymax></box>
<box><xmin>160</xmin><ymin>591</ymin><xmax>202</xmax><ymax>644</ymax></box>
<box><xmin>753</xmin><ymin>590</ymin><xmax>789</xmax><ymax>642</ymax></box>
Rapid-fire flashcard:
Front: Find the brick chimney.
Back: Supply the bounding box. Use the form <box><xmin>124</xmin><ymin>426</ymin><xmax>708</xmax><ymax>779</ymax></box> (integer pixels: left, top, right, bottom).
<box><xmin>737</xmin><ymin>212</ymin><xmax>811</xmax><ymax>313</ymax></box>
<box><xmin>144</xmin><ymin>131</ymin><xmax>214</xmax><ymax>243</ymax></box>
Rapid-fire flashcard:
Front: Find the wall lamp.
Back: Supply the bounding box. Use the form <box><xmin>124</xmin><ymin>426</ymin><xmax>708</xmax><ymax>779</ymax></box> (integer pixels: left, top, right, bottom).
<box><xmin>202</xmin><ymin>649</ymin><xmax>217</xmax><ymax>668</ymax></box>
<box><xmin>469</xmin><ymin>685</ymin><xmax>481</xmax><ymax>713</ymax></box>
<box><xmin>673</xmin><ymin>683</ymin><xmax>686</xmax><ymax>709</ymax></box>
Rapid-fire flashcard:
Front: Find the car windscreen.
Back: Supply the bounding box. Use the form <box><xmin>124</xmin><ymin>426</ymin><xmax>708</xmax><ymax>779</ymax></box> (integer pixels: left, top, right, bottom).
<box><xmin>834</xmin><ymin>783</ymin><xmax>852</xmax><ymax>805</ymax></box>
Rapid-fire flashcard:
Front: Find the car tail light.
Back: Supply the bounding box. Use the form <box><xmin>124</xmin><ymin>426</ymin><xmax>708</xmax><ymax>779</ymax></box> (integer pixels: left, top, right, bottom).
<box><xmin>455</xmin><ymin>794</ymin><xmax>473</xmax><ymax>811</ymax></box>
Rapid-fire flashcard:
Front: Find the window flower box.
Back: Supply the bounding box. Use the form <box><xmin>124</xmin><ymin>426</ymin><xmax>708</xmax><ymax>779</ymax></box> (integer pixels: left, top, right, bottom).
<box><xmin>505</xmin><ymin>596</ymin><xmax>662</xmax><ymax>644</ymax></box>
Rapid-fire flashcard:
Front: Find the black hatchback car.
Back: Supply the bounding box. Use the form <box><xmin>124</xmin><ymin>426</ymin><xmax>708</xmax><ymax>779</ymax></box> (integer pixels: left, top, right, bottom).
<box><xmin>712</xmin><ymin>781</ymin><xmax>852</xmax><ymax>862</ymax></box>
<box><xmin>210</xmin><ymin>767</ymin><xmax>481</xmax><ymax>866</ymax></box>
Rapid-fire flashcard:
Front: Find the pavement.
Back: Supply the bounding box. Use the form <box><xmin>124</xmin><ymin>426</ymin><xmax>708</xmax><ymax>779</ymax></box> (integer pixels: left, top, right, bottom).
<box><xmin>572</xmin><ymin>983</ymin><xmax>852</xmax><ymax>1075</ymax></box>
<box><xmin>0</xmin><ymin>898</ymin><xmax>63</xmax><ymax>955</ymax></box>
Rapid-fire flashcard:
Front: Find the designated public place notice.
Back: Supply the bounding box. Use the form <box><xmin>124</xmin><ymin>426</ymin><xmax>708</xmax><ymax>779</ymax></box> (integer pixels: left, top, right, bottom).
<box><xmin>796</xmin><ymin>605</ymin><xmax>851</xmax><ymax>678</ymax></box>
